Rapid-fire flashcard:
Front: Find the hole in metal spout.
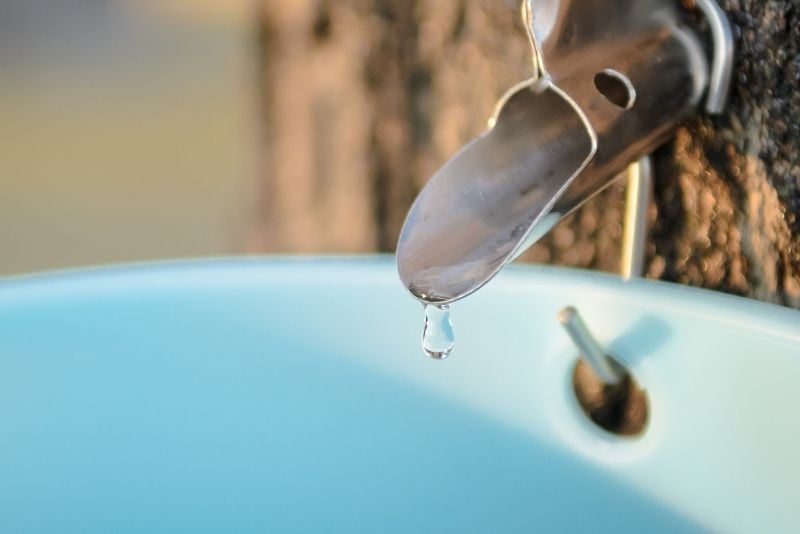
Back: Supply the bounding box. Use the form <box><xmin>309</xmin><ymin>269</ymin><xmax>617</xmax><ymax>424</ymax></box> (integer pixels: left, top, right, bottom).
<box><xmin>594</xmin><ymin>69</ymin><xmax>636</xmax><ymax>109</ymax></box>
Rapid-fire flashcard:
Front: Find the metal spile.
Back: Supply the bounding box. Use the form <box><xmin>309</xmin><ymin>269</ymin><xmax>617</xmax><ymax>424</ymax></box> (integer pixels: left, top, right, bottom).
<box><xmin>397</xmin><ymin>0</ymin><xmax>733</xmax><ymax>305</ymax></box>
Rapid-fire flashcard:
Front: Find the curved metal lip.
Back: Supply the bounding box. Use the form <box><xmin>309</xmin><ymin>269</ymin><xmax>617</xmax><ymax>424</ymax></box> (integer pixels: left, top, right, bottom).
<box><xmin>396</xmin><ymin>76</ymin><xmax>598</xmax><ymax>305</ymax></box>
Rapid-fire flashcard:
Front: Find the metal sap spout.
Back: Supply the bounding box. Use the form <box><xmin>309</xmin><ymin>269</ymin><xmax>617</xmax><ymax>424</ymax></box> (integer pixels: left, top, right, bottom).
<box><xmin>397</xmin><ymin>0</ymin><xmax>727</xmax><ymax>305</ymax></box>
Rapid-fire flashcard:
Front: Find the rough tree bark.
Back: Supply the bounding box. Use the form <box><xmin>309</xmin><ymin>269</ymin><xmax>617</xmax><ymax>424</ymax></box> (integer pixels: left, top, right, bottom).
<box><xmin>252</xmin><ymin>0</ymin><xmax>800</xmax><ymax>308</ymax></box>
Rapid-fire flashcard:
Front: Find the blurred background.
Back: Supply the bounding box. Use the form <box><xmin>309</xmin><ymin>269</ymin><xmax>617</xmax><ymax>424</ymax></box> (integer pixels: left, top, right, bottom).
<box><xmin>0</xmin><ymin>0</ymin><xmax>257</xmax><ymax>275</ymax></box>
<box><xmin>2</xmin><ymin>0</ymin><xmax>799</xmax><ymax>307</ymax></box>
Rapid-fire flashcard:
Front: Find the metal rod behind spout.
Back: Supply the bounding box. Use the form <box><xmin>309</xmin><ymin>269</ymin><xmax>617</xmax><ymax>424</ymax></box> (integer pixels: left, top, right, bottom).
<box><xmin>621</xmin><ymin>156</ymin><xmax>654</xmax><ymax>279</ymax></box>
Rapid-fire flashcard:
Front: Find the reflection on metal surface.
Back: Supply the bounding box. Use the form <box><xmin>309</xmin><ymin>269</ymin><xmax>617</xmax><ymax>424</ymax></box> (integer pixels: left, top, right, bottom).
<box><xmin>398</xmin><ymin>0</ymin><xmax>733</xmax><ymax>305</ymax></box>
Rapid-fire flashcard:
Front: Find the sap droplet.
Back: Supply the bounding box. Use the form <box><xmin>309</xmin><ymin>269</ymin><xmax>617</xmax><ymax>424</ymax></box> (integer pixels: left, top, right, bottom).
<box><xmin>422</xmin><ymin>304</ymin><xmax>455</xmax><ymax>359</ymax></box>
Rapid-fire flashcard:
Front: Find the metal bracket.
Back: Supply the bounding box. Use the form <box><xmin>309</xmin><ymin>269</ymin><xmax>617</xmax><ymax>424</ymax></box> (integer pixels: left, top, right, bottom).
<box><xmin>695</xmin><ymin>0</ymin><xmax>735</xmax><ymax>115</ymax></box>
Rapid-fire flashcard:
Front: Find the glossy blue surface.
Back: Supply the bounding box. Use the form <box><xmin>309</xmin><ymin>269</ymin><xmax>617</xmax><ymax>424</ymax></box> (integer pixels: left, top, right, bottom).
<box><xmin>0</xmin><ymin>257</ymin><xmax>798</xmax><ymax>533</ymax></box>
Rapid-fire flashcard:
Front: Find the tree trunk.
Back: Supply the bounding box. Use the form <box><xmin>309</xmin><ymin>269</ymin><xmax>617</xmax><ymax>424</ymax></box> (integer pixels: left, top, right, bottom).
<box><xmin>253</xmin><ymin>0</ymin><xmax>800</xmax><ymax>307</ymax></box>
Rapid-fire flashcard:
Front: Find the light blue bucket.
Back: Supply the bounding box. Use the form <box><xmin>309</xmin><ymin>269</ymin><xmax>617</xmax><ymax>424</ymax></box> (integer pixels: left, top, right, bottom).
<box><xmin>1</xmin><ymin>257</ymin><xmax>798</xmax><ymax>533</ymax></box>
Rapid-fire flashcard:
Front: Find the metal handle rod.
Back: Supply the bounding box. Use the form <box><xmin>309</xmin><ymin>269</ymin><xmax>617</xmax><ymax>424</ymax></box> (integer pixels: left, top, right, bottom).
<box><xmin>558</xmin><ymin>306</ymin><xmax>624</xmax><ymax>386</ymax></box>
<box><xmin>621</xmin><ymin>156</ymin><xmax>654</xmax><ymax>279</ymax></box>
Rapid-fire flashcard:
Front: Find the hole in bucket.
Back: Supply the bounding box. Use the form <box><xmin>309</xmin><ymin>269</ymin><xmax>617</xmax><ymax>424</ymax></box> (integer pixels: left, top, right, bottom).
<box><xmin>594</xmin><ymin>69</ymin><xmax>636</xmax><ymax>109</ymax></box>
<box><xmin>572</xmin><ymin>357</ymin><xmax>648</xmax><ymax>436</ymax></box>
